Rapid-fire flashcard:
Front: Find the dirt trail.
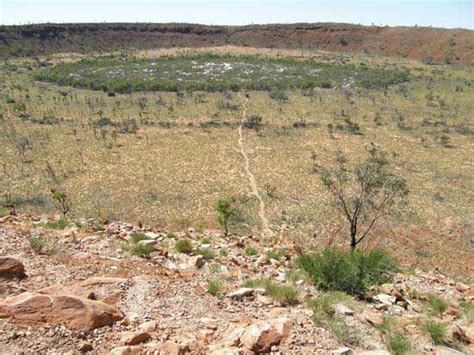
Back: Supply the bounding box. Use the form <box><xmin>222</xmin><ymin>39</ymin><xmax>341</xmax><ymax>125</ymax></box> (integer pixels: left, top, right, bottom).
<box><xmin>237</xmin><ymin>93</ymin><xmax>273</xmax><ymax>238</ymax></box>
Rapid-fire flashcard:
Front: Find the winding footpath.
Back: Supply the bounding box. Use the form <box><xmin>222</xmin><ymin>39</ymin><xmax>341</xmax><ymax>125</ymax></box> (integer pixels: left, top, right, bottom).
<box><xmin>237</xmin><ymin>93</ymin><xmax>273</xmax><ymax>238</ymax></box>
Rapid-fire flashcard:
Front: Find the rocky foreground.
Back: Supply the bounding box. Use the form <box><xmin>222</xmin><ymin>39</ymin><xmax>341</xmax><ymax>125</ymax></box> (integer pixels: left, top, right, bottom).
<box><xmin>0</xmin><ymin>213</ymin><xmax>472</xmax><ymax>354</ymax></box>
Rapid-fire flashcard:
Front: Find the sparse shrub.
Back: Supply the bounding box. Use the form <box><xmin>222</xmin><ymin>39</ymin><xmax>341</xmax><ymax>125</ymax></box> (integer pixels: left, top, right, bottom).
<box><xmin>196</xmin><ymin>248</ymin><xmax>216</xmax><ymax>260</ymax></box>
<box><xmin>244</xmin><ymin>246</ymin><xmax>259</xmax><ymax>257</ymax></box>
<box><xmin>376</xmin><ymin>315</ymin><xmax>395</xmax><ymax>335</ymax></box>
<box><xmin>45</xmin><ymin>217</ymin><xmax>68</xmax><ymax>230</ymax></box>
<box><xmin>175</xmin><ymin>239</ymin><xmax>193</xmax><ymax>254</ymax></box>
<box><xmin>130</xmin><ymin>233</ymin><xmax>149</xmax><ymax>244</ymax></box>
<box><xmin>388</xmin><ymin>333</ymin><xmax>412</xmax><ymax>355</ymax></box>
<box><xmin>269</xmin><ymin>89</ymin><xmax>288</xmax><ymax>103</ymax></box>
<box><xmin>243</xmin><ymin>115</ymin><xmax>263</xmax><ymax>135</ymax></box>
<box><xmin>297</xmin><ymin>248</ymin><xmax>398</xmax><ymax>295</ymax></box>
<box><xmin>425</xmin><ymin>293</ymin><xmax>448</xmax><ymax>316</ymax></box>
<box><xmin>460</xmin><ymin>301</ymin><xmax>474</xmax><ymax>322</ymax></box>
<box><xmin>263</xmin><ymin>183</ymin><xmax>277</xmax><ymax>198</ymax></box>
<box><xmin>207</xmin><ymin>279</ymin><xmax>222</xmax><ymax>297</ymax></box>
<box><xmin>438</xmin><ymin>134</ymin><xmax>451</xmax><ymax>147</ymax></box>
<box><xmin>29</xmin><ymin>237</ymin><xmax>58</xmax><ymax>255</ymax></box>
<box><xmin>201</xmin><ymin>237</ymin><xmax>212</xmax><ymax>245</ymax></box>
<box><xmin>286</xmin><ymin>269</ymin><xmax>307</xmax><ymax>284</ymax></box>
<box><xmin>50</xmin><ymin>188</ymin><xmax>71</xmax><ymax>219</ymax></box>
<box><xmin>307</xmin><ymin>292</ymin><xmax>359</xmax><ymax>346</ymax></box>
<box><xmin>121</xmin><ymin>232</ymin><xmax>154</xmax><ymax>256</ymax></box>
<box><xmin>424</xmin><ymin>321</ymin><xmax>447</xmax><ymax>345</ymax></box>
<box><xmin>219</xmin><ymin>248</ymin><xmax>228</xmax><ymax>257</ymax></box>
<box><xmin>216</xmin><ymin>197</ymin><xmax>236</xmax><ymax>237</ymax></box>
<box><xmin>244</xmin><ymin>278</ymin><xmax>299</xmax><ymax>305</ymax></box>
<box><xmin>266</xmin><ymin>248</ymin><xmax>290</xmax><ymax>261</ymax></box>
<box><xmin>122</xmin><ymin>243</ymin><xmax>154</xmax><ymax>256</ymax></box>
<box><xmin>166</xmin><ymin>232</ymin><xmax>177</xmax><ymax>239</ymax></box>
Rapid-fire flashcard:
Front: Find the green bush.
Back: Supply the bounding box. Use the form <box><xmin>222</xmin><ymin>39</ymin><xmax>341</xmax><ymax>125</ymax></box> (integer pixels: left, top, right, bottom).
<box><xmin>388</xmin><ymin>333</ymin><xmax>412</xmax><ymax>355</ymax></box>
<box><xmin>28</xmin><ymin>237</ymin><xmax>58</xmax><ymax>255</ymax></box>
<box><xmin>244</xmin><ymin>246</ymin><xmax>259</xmax><ymax>257</ymax></box>
<box><xmin>244</xmin><ymin>278</ymin><xmax>299</xmax><ymax>305</ymax></box>
<box><xmin>296</xmin><ymin>248</ymin><xmax>398</xmax><ymax>295</ymax></box>
<box><xmin>460</xmin><ymin>300</ymin><xmax>474</xmax><ymax>322</ymax></box>
<box><xmin>307</xmin><ymin>291</ymin><xmax>353</xmax><ymax>325</ymax></box>
<box><xmin>196</xmin><ymin>248</ymin><xmax>216</xmax><ymax>260</ymax></box>
<box><xmin>207</xmin><ymin>279</ymin><xmax>222</xmax><ymax>297</ymax></box>
<box><xmin>122</xmin><ymin>243</ymin><xmax>155</xmax><ymax>256</ymax></box>
<box><xmin>121</xmin><ymin>232</ymin><xmax>154</xmax><ymax>256</ymax></box>
<box><xmin>166</xmin><ymin>231</ymin><xmax>177</xmax><ymax>239</ymax></box>
<box><xmin>130</xmin><ymin>232</ymin><xmax>149</xmax><ymax>244</ymax></box>
<box><xmin>425</xmin><ymin>293</ymin><xmax>448</xmax><ymax>316</ymax></box>
<box><xmin>219</xmin><ymin>248</ymin><xmax>228</xmax><ymax>257</ymax></box>
<box><xmin>175</xmin><ymin>239</ymin><xmax>193</xmax><ymax>254</ymax></box>
<box><xmin>45</xmin><ymin>218</ymin><xmax>68</xmax><ymax>230</ymax></box>
<box><xmin>424</xmin><ymin>321</ymin><xmax>447</xmax><ymax>345</ymax></box>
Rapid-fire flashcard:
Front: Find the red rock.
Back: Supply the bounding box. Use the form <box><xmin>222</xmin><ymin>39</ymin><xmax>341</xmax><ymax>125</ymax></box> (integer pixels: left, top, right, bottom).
<box><xmin>0</xmin><ymin>257</ymin><xmax>25</xmax><ymax>278</ymax></box>
<box><xmin>361</xmin><ymin>310</ymin><xmax>384</xmax><ymax>327</ymax></box>
<box><xmin>455</xmin><ymin>283</ymin><xmax>470</xmax><ymax>292</ymax></box>
<box><xmin>0</xmin><ymin>292</ymin><xmax>123</xmax><ymax>330</ymax></box>
<box><xmin>78</xmin><ymin>342</ymin><xmax>93</xmax><ymax>353</ymax></box>
<box><xmin>240</xmin><ymin>317</ymin><xmax>292</xmax><ymax>353</ymax></box>
<box><xmin>121</xmin><ymin>331</ymin><xmax>151</xmax><ymax>346</ymax></box>
<box><xmin>153</xmin><ymin>341</ymin><xmax>189</xmax><ymax>355</ymax></box>
<box><xmin>451</xmin><ymin>324</ymin><xmax>473</xmax><ymax>344</ymax></box>
<box><xmin>110</xmin><ymin>346</ymin><xmax>145</xmax><ymax>355</ymax></box>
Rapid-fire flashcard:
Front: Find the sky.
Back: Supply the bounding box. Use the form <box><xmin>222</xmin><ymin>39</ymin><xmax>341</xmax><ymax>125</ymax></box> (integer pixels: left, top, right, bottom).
<box><xmin>0</xmin><ymin>0</ymin><xmax>472</xmax><ymax>29</ymax></box>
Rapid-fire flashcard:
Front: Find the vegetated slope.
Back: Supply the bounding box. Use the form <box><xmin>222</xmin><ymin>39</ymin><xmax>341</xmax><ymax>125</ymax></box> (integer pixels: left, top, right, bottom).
<box><xmin>1</xmin><ymin>23</ymin><xmax>473</xmax><ymax>65</ymax></box>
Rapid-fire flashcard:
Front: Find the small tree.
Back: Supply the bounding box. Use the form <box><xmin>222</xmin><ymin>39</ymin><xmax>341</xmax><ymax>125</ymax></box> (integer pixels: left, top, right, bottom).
<box><xmin>243</xmin><ymin>115</ymin><xmax>263</xmax><ymax>136</ymax></box>
<box><xmin>50</xmin><ymin>188</ymin><xmax>71</xmax><ymax>219</ymax></box>
<box><xmin>216</xmin><ymin>197</ymin><xmax>236</xmax><ymax>237</ymax></box>
<box><xmin>319</xmin><ymin>148</ymin><xmax>408</xmax><ymax>252</ymax></box>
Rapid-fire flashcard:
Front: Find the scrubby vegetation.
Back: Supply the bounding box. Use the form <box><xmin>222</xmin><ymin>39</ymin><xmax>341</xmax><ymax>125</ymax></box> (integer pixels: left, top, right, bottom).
<box><xmin>307</xmin><ymin>291</ymin><xmax>360</xmax><ymax>346</ymax></box>
<box><xmin>121</xmin><ymin>234</ymin><xmax>155</xmax><ymax>256</ymax></box>
<box><xmin>244</xmin><ymin>278</ymin><xmax>299</xmax><ymax>304</ymax></box>
<box><xmin>297</xmin><ymin>248</ymin><xmax>398</xmax><ymax>295</ymax></box>
<box><xmin>35</xmin><ymin>53</ymin><xmax>410</xmax><ymax>93</ymax></box>
<box><xmin>28</xmin><ymin>236</ymin><xmax>58</xmax><ymax>255</ymax></box>
<box><xmin>175</xmin><ymin>238</ymin><xmax>193</xmax><ymax>254</ymax></box>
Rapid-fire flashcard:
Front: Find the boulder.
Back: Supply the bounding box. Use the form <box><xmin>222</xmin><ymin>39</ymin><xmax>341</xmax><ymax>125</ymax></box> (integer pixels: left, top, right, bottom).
<box><xmin>0</xmin><ymin>257</ymin><xmax>26</xmax><ymax>278</ymax></box>
<box><xmin>39</xmin><ymin>284</ymin><xmax>96</xmax><ymax>300</ymax></box>
<box><xmin>40</xmin><ymin>277</ymin><xmax>127</xmax><ymax>305</ymax></box>
<box><xmin>0</xmin><ymin>292</ymin><xmax>123</xmax><ymax>330</ymax></box>
<box><xmin>121</xmin><ymin>331</ymin><xmax>151</xmax><ymax>346</ymax></box>
<box><xmin>336</xmin><ymin>304</ymin><xmax>354</xmax><ymax>316</ymax></box>
<box><xmin>152</xmin><ymin>341</ymin><xmax>189</xmax><ymax>354</ymax></box>
<box><xmin>373</xmin><ymin>294</ymin><xmax>396</xmax><ymax>306</ymax></box>
<box><xmin>78</xmin><ymin>342</ymin><xmax>93</xmax><ymax>353</ymax></box>
<box><xmin>227</xmin><ymin>288</ymin><xmax>254</xmax><ymax>300</ymax></box>
<box><xmin>218</xmin><ymin>324</ymin><xmax>247</xmax><ymax>347</ymax></box>
<box><xmin>240</xmin><ymin>317</ymin><xmax>292</xmax><ymax>353</ymax></box>
<box><xmin>139</xmin><ymin>320</ymin><xmax>157</xmax><ymax>333</ymax></box>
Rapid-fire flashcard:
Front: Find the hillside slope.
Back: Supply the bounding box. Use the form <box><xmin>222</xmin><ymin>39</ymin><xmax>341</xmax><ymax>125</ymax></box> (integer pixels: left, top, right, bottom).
<box><xmin>1</xmin><ymin>23</ymin><xmax>473</xmax><ymax>64</ymax></box>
